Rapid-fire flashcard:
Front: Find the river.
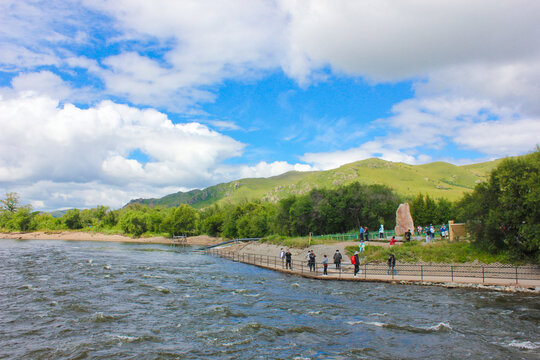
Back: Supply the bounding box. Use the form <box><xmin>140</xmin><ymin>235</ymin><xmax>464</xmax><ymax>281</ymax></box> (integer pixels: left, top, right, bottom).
<box><xmin>0</xmin><ymin>239</ymin><xmax>538</xmax><ymax>359</ymax></box>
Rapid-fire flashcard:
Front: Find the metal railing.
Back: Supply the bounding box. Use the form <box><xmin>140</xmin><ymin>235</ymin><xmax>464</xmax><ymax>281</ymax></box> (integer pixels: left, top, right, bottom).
<box><xmin>206</xmin><ymin>249</ymin><xmax>540</xmax><ymax>285</ymax></box>
<box><xmin>305</xmin><ymin>224</ymin><xmax>451</xmax><ymax>242</ymax></box>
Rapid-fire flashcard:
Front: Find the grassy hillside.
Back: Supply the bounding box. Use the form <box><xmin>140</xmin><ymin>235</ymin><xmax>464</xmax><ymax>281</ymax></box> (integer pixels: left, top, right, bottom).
<box><xmin>128</xmin><ymin>157</ymin><xmax>505</xmax><ymax>209</ymax></box>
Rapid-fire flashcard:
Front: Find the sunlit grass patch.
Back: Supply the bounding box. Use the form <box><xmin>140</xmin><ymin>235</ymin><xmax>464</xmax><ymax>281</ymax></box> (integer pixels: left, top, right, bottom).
<box><xmin>260</xmin><ymin>234</ymin><xmax>341</xmax><ymax>248</ymax></box>
<box><xmin>345</xmin><ymin>240</ymin><xmax>516</xmax><ymax>264</ymax></box>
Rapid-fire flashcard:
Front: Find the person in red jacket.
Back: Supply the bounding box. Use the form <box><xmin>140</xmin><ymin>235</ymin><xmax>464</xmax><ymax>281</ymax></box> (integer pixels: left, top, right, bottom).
<box><xmin>389</xmin><ymin>236</ymin><xmax>396</xmax><ymax>246</ymax></box>
<box><xmin>351</xmin><ymin>251</ymin><xmax>360</xmax><ymax>277</ymax></box>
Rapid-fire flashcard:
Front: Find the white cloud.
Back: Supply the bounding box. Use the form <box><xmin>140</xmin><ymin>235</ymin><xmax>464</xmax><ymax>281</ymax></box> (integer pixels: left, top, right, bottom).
<box><xmin>0</xmin><ymin>88</ymin><xmax>313</xmax><ymax>210</ymax></box>
<box><xmin>2</xmin><ymin>0</ymin><xmax>540</xmax><ymax>209</ymax></box>
<box><xmin>0</xmin><ymin>93</ymin><xmax>247</xmax><ymax>185</ymax></box>
<box><xmin>10</xmin><ymin>71</ymin><xmax>72</xmax><ymax>99</ymax></box>
<box><xmin>3</xmin><ymin>0</ymin><xmax>540</xmax><ymax>114</ymax></box>
<box><xmin>205</xmin><ymin>120</ymin><xmax>241</xmax><ymax>131</ymax></box>
<box><xmin>9</xmin><ymin>180</ymin><xmax>186</xmax><ymax>210</ymax></box>
<box><xmin>302</xmin><ymin>142</ymin><xmax>421</xmax><ymax>170</ymax></box>
<box><xmin>81</xmin><ymin>0</ymin><xmax>287</xmax><ymax>109</ymax></box>
<box><xmin>455</xmin><ymin>118</ymin><xmax>540</xmax><ymax>156</ymax></box>
<box><xmin>415</xmin><ymin>61</ymin><xmax>540</xmax><ymax>117</ymax></box>
<box><xmin>280</xmin><ymin>0</ymin><xmax>540</xmax><ymax>82</ymax></box>
<box><xmin>301</xmin><ymin>95</ymin><xmax>540</xmax><ymax>170</ymax></box>
<box><xmin>0</xmin><ymin>91</ymin><xmax>248</xmax><ymax>208</ymax></box>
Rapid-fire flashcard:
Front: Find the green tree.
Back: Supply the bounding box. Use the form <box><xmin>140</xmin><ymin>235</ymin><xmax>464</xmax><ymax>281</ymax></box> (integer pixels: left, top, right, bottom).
<box><xmin>8</xmin><ymin>207</ymin><xmax>34</xmax><ymax>231</ymax></box>
<box><xmin>459</xmin><ymin>150</ymin><xmax>540</xmax><ymax>262</ymax></box>
<box><xmin>119</xmin><ymin>210</ymin><xmax>148</xmax><ymax>237</ymax></box>
<box><xmin>201</xmin><ymin>213</ymin><xmax>225</xmax><ymax>237</ymax></box>
<box><xmin>0</xmin><ymin>192</ymin><xmax>20</xmax><ymax>212</ymax></box>
<box><xmin>62</xmin><ymin>209</ymin><xmax>83</xmax><ymax>229</ymax></box>
<box><xmin>162</xmin><ymin>204</ymin><xmax>197</xmax><ymax>237</ymax></box>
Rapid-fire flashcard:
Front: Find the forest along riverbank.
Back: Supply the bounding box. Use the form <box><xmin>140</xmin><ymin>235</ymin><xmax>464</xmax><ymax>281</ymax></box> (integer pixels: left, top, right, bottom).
<box><xmin>214</xmin><ymin>242</ymin><xmax>540</xmax><ymax>293</ymax></box>
<box><xmin>0</xmin><ymin>231</ymin><xmax>221</xmax><ymax>246</ymax></box>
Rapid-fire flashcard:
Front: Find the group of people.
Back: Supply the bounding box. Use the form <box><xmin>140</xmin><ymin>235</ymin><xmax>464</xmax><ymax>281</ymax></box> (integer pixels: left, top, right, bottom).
<box><xmin>358</xmin><ymin>226</ymin><xmax>369</xmax><ymax>240</ymax></box>
<box><xmin>415</xmin><ymin>224</ymin><xmax>449</xmax><ymax>242</ymax></box>
<box><xmin>278</xmin><ymin>248</ymin><xmax>397</xmax><ymax>277</ymax></box>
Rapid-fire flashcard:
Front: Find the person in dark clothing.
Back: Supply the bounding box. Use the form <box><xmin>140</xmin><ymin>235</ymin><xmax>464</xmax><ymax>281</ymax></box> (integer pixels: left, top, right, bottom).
<box><xmin>353</xmin><ymin>251</ymin><xmax>360</xmax><ymax>277</ymax></box>
<box><xmin>285</xmin><ymin>250</ymin><xmax>292</xmax><ymax>270</ymax></box>
<box><xmin>387</xmin><ymin>254</ymin><xmax>396</xmax><ymax>275</ymax></box>
<box><xmin>308</xmin><ymin>250</ymin><xmax>316</xmax><ymax>272</ymax></box>
<box><xmin>333</xmin><ymin>250</ymin><xmax>342</xmax><ymax>269</ymax></box>
<box><xmin>405</xmin><ymin>229</ymin><xmax>412</xmax><ymax>242</ymax></box>
<box><xmin>364</xmin><ymin>227</ymin><xmax>369</xmax><ymax>241</ymax></box>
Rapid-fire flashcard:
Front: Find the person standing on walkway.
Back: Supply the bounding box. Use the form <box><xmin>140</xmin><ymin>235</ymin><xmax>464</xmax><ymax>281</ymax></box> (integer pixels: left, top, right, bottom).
<box><xmin>405</xmin><ymin>229</ymin><xmax>412</xmax><ymax>242</ymax></box>
<box><xmin>387</xmin><ymin>254</ymin><xmax>396</xmax><ymax>275</ymax></box>
<box><xmin>308</xmin><ymin>250</ymin><xmax>316</xmax><ymax>272</ymax></box>
<box><xmin>425</xmin><ymin>226</ymin><xmax>430</xmax><ymax>243</ymax></box>
<box><xmin>379</xmin><ymin>224</ymin><xmax>384</xmax><ymax>239</ymax></box>
<box><xmin>322</xmin><ymin>255</ymin><xmax>328</xmax><ymax>275</ymax></box>
<box><xmin>430</xmin><ymin>224</ymin><xmax>435</xmax><ymax>243</ymax></box>
<box><xmin>285</xmin><ymin>249</ymin><xmax>292</xmax><ymax>269</ymax></box>
<box><xmin>359</xmin><ymin>240</ymin><xmax>365</xmax><ymax>254</ymax></box>
<box><xmin>280</xmin><ymin>248</ymin><xmax>285</xmax><ymax>267</ymax></box>
<box><xmin>389</xmin><ymin>236</ymin><xmax>396</xmax><ymax>246</ymax></box>
<box><xmin>364</xmin><ymin>227</ymin><xmax>369</xmax><ymax>241</ymax></box>
<box><xmin>352</xmin><ymin>251</ymin><xmax>360</xmax><ymax>277</ymax></box>
<box><xmin>333</xmin><ymin>250</ymin><xmax>342</xmax><ymax>269</ymax></box>
<box><xmin>359</xmin><ymin>226</ymin><xmax>364</xmax><ymax>241</ymax></box>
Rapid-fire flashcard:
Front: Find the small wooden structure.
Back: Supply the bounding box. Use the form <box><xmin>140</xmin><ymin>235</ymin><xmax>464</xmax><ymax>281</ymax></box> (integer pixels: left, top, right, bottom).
<box><xmin>172</xmin><ymin>234</ymin><xmax>187</xmax><ymax>246</ymax></box>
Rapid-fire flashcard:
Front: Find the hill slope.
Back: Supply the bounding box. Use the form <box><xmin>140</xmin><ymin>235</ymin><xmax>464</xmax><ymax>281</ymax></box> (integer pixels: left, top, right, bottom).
<box><xmin>128</xmin><ymin>157</ymin><xmax>503</xmax><ymax>208</ymax></box>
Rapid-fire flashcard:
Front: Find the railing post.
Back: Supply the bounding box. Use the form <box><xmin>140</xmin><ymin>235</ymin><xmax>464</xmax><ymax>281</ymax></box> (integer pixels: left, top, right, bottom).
<box><xmin>451</xmin><ymin>266</ymin><xmax>454</xmax><ymax>282</ymax></box>
<box><xmin>421</xmin><ymin>265</ymin><xmax>423</xmax><ymax>281</ymax></box>
<box><xmin>482</xmin><ymin>266</ymin><xmax>485</xmax><ymax>283</ymax></box>
<box><xmin>364</xmin><ymin>264</ymin><xmax>367</xmax><ymax>279</ymax></box>
<box><xmin>516</xmin><ymin>267</ymin><xmax>519</xmax><ymax>284</ymax></box>
<box><xmin>301</xmin><ymin>262</ymin><xmax>303</xmax><ymax>274</ymax></box>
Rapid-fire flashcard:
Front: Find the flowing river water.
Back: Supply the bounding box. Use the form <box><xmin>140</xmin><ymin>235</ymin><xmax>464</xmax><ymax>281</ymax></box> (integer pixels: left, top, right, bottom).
<box><xmin>0</xmin><ymin>239</ymin><xmax>539</xmax><ymax>359</ymax></box>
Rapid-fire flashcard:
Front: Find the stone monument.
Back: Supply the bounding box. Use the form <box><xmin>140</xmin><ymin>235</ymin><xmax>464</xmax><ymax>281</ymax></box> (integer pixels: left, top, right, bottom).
<box><xmin>394</xmin><ymin>203</ymin><xmax>414</xmax><ymax>236</ymax></box>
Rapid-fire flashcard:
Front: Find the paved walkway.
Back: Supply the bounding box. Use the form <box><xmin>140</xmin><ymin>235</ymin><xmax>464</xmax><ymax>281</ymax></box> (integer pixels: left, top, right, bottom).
<box><xmin>209</xmin><ymin>248</ymin><xmax>540</xmax><ymax>292</ymax></box>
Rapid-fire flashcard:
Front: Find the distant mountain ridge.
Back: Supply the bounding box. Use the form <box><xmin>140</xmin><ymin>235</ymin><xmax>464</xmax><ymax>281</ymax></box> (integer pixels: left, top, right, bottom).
<box><xmin>127</xmin><ymin>157</ymin><xmax>505</xmax><ymax>208</ymax></box>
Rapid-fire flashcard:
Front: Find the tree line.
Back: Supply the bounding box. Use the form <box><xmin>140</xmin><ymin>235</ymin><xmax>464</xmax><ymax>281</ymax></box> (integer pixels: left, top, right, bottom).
<box><xmin>1</xmin><ymin>148</ymin><xmax>538</xmax><ymax>262</ymax></box>
<box><xmin>0</xmin><ymin>182</ymin><xmax>403</xmax><ymax>239</ymax></box>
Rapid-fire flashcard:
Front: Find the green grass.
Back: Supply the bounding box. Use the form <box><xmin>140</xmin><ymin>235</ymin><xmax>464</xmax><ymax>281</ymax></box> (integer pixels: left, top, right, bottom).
<box><xmin>260</xmin><ymin>234</ymin><xmax>341</xmax><ymax>249</ymax></box>
<box><xmin>345</xmin><ymin>241</ymin><xmax>519</xmax><ymax>265</ymax></box>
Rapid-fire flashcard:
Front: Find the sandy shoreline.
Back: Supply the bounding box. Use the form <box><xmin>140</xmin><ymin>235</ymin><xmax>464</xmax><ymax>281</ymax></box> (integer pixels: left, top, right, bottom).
<box><xmin>0</xmin><ymin>231</ymin><xmax>222</xmax><ymax>246</ymax></box>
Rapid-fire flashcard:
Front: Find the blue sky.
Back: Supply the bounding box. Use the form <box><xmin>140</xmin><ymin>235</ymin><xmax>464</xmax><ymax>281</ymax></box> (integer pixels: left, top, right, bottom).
<box><xmin>1</xmin><ymin>0</ymin><xmax>540</xmax><ymax>210</ymax></box>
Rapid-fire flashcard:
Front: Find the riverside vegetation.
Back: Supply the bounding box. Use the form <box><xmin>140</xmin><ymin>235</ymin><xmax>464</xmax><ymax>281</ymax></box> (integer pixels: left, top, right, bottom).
<box><xmin>1</xmin><ymin>150</ymin><xmax>539</xmax><ymax>264</ymax></box>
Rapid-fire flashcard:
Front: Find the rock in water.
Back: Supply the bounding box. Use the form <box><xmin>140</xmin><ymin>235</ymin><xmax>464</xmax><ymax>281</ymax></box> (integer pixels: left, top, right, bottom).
<box><xmin>395</xmin><ymin>203</ymin><xmax>414</xmax><ymax>236</ymax></box>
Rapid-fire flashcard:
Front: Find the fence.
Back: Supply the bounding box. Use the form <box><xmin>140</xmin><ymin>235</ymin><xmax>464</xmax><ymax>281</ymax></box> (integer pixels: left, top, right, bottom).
<box><xmin>308</xmin><ymin>230</ymin><xmax>396</xmax><ymax>242</ymax></box>
<box><xmin>206</xmin><ymin>248</ymin><xmax>540</xmax><ymax>285</ymax></box>
<box><xmin>306</xmin><ymin>224</ymin><xmax>451</xmax><ymax>242</ymax></box>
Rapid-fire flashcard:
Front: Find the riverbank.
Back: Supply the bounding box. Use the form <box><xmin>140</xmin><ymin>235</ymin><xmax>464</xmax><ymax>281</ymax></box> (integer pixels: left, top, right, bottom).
<box><xmin>0</xmin><ymin>231</ymin><xmax>221</xmax><ymax>246</ymax></box>
<box><xmin>214</xmin><ymin>242</ymin><xmax>540</xmax><ymax>293</ymax></box>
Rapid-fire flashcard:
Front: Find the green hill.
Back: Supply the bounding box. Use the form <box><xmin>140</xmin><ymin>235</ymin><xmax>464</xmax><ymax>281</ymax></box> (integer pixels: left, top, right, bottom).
<box><xmin>127</xmin><ymin>157</ymin><xmax>505</xmax><ymax>209</ymax></box>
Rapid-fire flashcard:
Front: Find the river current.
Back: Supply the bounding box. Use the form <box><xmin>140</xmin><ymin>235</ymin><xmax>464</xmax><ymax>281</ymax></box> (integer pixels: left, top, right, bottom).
<box><xmin>0</xmin><ymin>239</ymin><xmax>538</xmax><ymax>359</ymax></box>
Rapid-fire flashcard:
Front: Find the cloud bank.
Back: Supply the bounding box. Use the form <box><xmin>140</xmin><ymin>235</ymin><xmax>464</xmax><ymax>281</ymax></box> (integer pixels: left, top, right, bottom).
<box><xmin>1</xmin><ymin>0</ymin><xmax>540</xmax><ymax>209</ymax></box>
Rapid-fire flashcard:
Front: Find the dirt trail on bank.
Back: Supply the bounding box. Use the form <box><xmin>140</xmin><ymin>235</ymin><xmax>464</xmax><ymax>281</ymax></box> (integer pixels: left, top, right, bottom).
<box><xmin>224</xmin><ymin>241</ymin><xmax>385</xmax><ymax>264</ymax></box>
<box><xmin>0</xmin><ymin>231</ymin><xmax>221</xmax><ymax>246</ymax></box>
